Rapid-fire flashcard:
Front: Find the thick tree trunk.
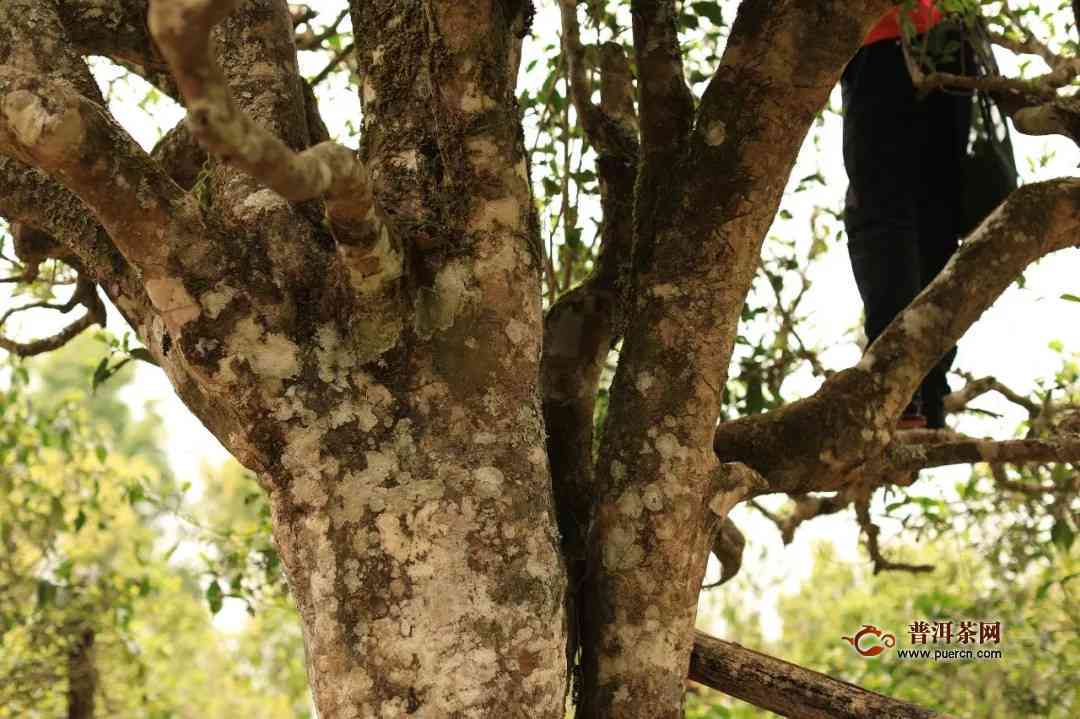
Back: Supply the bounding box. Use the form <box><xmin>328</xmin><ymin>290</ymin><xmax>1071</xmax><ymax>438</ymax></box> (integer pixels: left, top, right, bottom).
<box><xmin>245</xmin><ymin>1</ymin><xmax>569</xmax><ymax>715</ymax></box>
<box><xmin>579</xmin><ymin>2</ymin><xmax>891</xmax><ymax>716</ymax></box>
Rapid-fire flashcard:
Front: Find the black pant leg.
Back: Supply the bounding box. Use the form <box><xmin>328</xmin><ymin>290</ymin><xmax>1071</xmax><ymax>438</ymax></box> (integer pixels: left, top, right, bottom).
<box><xmin>842</xmin><ymin>41</ymin><xmax>925</xmax><ymax>366</ymax></box>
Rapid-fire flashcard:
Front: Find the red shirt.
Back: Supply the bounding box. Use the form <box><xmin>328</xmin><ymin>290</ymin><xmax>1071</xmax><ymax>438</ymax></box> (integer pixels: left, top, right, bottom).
<box><xmin>864</xmin><ymin>1</ymin><xmax>942</xmax><ymax>46</ymax></box>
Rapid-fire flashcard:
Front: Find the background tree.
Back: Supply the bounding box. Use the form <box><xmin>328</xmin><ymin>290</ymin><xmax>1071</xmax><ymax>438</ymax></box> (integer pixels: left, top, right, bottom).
<box><xmin>1</xmin><ymin>0</ymin><xmax>1078</xmax><ymax>717</ymax></box>
<box><xmin>0</xmin><ymin>341</ymin><xmax>308</xmax><ymax>718</ymax></box>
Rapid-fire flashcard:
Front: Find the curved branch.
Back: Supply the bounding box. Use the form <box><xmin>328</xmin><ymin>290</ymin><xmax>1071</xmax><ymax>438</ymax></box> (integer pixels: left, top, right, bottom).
<box><xmin>708</xmin><ymin>517</ymin><xmax>745</xmax><ymax>586</ymax></box>
<box><xmin>715</xmin><ymin>178</ymin><xmax>1080</xmax><ymax>494</ymax></box>
<box><xmin>57</xmin><ymin>0</ymin><xmax>174</xmax><ymax>87</ymax></box>
<box><xmin>0</xmin><ymin>278</ymin><xmax>105</xmax><ymax>358</ymax></box>
<box><xmin>148</xmin><ymin>0</ymin><xmax>388</xmax><ymax>251</ymax></box>
<box><xmin>0</xmin><ymin>67</ymin><xmax>198</xmax><ymax>283</ymax></box>
<box><xmin>855</xmin><ymin>497</ymin><xmax>935</xmax><ymax>575</ymax></box>
<box><xmin>558</xmin><ymin>2</ymin><xmax>639</xmax><ymax>160</ymax></box>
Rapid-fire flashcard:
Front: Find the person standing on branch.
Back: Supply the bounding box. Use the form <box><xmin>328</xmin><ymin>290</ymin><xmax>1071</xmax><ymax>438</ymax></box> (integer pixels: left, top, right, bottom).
<box><xmin>842</xmin><ymin>0</ymin><xmax>973</xmax><ymax>429</ymax></box>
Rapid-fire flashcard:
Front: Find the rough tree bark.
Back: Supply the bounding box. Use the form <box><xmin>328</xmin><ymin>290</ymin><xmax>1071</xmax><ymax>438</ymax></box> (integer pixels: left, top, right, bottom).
<box><xmin>2</xmin><ymin>1</ymin><xmax>1079</xmax><ymax>718</ymax></box>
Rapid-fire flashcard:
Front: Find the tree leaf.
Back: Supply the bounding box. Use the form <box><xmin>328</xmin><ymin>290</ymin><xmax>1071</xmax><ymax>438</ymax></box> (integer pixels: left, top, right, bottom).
<box><xmin>206</xmin><ymin>580</ymin><xmax>224</xmax><ymax>615</ymax></box>
<box><xmin>1051</xmin><ymin>519</ymin><xmax>1074</xmax><ymax>551</ymax></box>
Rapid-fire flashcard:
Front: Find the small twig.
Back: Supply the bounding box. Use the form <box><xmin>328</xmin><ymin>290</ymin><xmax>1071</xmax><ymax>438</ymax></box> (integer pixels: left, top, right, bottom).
<box><xmin>855</xmin><ymin>498</ymin><xmax>935</xmax><ymax>575</ymax></box>
<box><xmin>309</xmin><ymin>42</ymin><xmax>354</xmax><ymax>86</ymax></box>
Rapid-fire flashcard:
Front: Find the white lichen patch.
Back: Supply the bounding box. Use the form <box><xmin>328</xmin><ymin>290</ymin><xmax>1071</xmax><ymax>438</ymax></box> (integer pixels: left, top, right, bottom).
<box><xmin>460</xmin><ymin>83</ymin><xmax>496</xmax><ymax>113</ymax></box>
<box><xmin>225</xmin><ymin>316</ymin><xmax>301</xmax><ymax>391</ymax></box>
<box><xmin>504</xmin><ymin>319</ymin><xmax>529</xmax><ymax>346</ymax></box>
<box><xmin>528</xmin><ymin>446</ymin><xmax>547</xmax><ymax>466</ymax></box>
<box><xmin>293</xmin><ymin>473</ymin><xmax>329</xmax><ymax>508</ymax></box>
<box><xmin>652</xmin><ymin>283</ymin><xmax>682</xmax><ymax>299</ymax></box>
<box><xmin>199</xmin><ymin>283</ymin><xmax>237</xmax><ymax>319</ymax></box>
<box><xmin>390</xmin><ymin>150</ymin><xmax>418</xmax><ymax>172</ymax></box>
<box><xmin>616</xmin><ymin>489</ymin><xmax>644</xmax><ymax>519</ymax></box>
<box><xmin>362</xmin><ymin>77</ymin><xmax>377</xmax><ymax>105</ymax></box>
<box><xmin>283</xmin><ymin>423</ymin><xmax>337</xmax><ymax>508</ymax></box>
<box><xmin>642</xmin><ymin>484</ymin><xmax>664</xmax><ymax>512</ymax></box>
<box><xmin>704</xmin><ymin>119</ymin><xmax>727</xmax><ymax>146</ymax></box>
<box><xmin>602</xmin><ymin>524</ymin><xmax>644</xmax><ymax>571</ymax></box>
<box><xmin>3</xmin><ymin>89</ymin><xmax>85</xmax><ymax>162</ymax></box>
<box><xmin>237</xmin><ymin>187</ymin><xmax>289</xmax><ymax>218</ymax></box>
<box><xmin>901</xmin><ymin>302</ymin><xmax>944</xmax><ymax>339</ymax></box>
<box><xmin>145</xmin><ymin>277</ymin><xmax>202</xmax><ymax>332</ymax></box>
<box><xmin>465</xmin><ymin>137</ymin><xmax>500</xmax><ymax>167</ymax></box>
<box><xmin>473</xmin><ymin>466</ymin><xmax>505</xmax><ymax>499</ymax></box>
<box><xmin>376</xmin><ymin>513</ymin><xmax>410</xmax><ymax>563</ymax></box>
<box><xmin>315</xmin><ymin>324</ymin><xmax>357</xmax><ymax>389</ymax></box>
<box><xmin>636</xmin><ymin>372</ymin><xmax>656</xmax><ymax>394</ymax></box>
<box><xmin>654</xmin><ymin>433</ymin><xmax>685</xmax><ymax>461</ymax></box>
<box><xmin>415</xmin><ymin>261</ymin><xmax>471</xmax><ymax>338</ymax></box>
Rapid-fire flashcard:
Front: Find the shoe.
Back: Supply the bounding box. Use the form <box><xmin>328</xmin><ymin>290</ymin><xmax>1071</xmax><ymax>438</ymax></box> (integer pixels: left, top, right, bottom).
<box><xmin>899</xmin><ymin>400</ymin><xmax>927</xmax><ymax>429</ymax></box>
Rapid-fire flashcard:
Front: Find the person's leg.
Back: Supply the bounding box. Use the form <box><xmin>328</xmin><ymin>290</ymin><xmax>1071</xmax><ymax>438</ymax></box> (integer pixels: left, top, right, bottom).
<box><xmin>915</xmin><ymin>34</ymin><xmax>974</xmax><ymax>429</ymax></box>
<box><xmin>843</xmin><ymin>40</ymin><xmax>926</xmax><ymax>419</ymax></box>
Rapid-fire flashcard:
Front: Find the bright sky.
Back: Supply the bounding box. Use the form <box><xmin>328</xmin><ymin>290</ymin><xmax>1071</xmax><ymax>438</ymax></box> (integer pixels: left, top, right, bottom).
<box><xmin>3</xmin><ymin>0</ymin><xmax>1078</xmax><ymax>641</ymax></box>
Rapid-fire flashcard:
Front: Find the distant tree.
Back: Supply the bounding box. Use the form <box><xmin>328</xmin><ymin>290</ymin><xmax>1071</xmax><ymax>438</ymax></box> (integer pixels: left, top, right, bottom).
<box><xmin>0</xmin><ymin>351</ymin><xmax>304</xmax><ymax>718</ymax></box>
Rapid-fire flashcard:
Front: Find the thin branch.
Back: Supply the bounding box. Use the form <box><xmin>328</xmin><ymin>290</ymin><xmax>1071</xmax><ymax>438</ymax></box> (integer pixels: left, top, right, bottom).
<box><xmin>689</xmin><ymin>631</ymin><xmax>956</xmax><ymax>719</ymax></box>
<box><xmin>309</xmin><ymin>42</ymin><xmax>355</xmax><ymax>87</ymax></box>
<box><xmin>295</xmin><ymin>9</ymin><xmax>349</xmax><ymax>52</ymax></box>
<box><xmin>918</xmin><ymin>69</ymin><xmax>1058</xmax><ymax>101</ymax></box>
<box><xmin>988</xmin><ymin>29</ymin><xmax>1059</xmax><ymax>68</ymax></box>
<box><xmin>0</xmin><ymin>300</ymin><xmax>69</xmax><ymax>328</ymax></box>
<box><xmin>944</xmin><ymin>373</ymin><xmax>1040</xmax><ymax>416</ymax></box>
<box><xmin>630</xmin><ymin>0</ymin><xmax>694</xmax><ymax>152</ymax></box>
<box><xmin>558</xmin><ymin>1</ymin><xmax>638</xmax><ymax>160</ymax></box>
<box><xmin>855</xmin><ymin>498</ymin><xmax>935</xmax><ymax>575</ymax></box>
<box><xmin>0</xmin><ymin>278</ymin><xmax>105</xmax><ymax>358</ymax></box>
<box><xmin>149</xmin><ymin>0</ymin><xmax>386</xmax><ymax>250</ymax></box>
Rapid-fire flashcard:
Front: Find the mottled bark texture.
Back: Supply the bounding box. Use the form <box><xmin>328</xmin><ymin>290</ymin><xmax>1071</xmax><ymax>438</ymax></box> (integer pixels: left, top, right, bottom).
<box><xmin>2</xmin><ymin>0</ymin><xmax>564</xmax><ymax>716</ymax></box>
<box><xmin>689</xmin><ymin>632</ymin><xmax>957</xmax><ymax>719</ymax></box>
<box><xmin>578</xmin><ymin>3</ymin><xmax>890</xmax><ymax>716</ymax></box>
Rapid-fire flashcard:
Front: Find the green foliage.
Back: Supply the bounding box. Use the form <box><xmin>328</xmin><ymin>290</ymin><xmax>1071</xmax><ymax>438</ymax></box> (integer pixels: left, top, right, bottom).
<box><xmin>0</xmin><ymin>348</ymin><xmax>307</xmax><ymax>718</ymax></box>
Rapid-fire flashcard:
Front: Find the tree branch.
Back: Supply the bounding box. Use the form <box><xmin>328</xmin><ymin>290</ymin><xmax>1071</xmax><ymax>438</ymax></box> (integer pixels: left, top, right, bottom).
<box><xmin>0</xmin><ymin>67</ymin><xmax>200</xmax><ymax>285</ymax></box>
<box><xmin>148</xmin><ymin>0</ymin><xmax>390</xmax><ymax>254</ymax></box>
<box><xmin>689</xmin><ymin>631</ymin><xmax>956</xmax><ymax>719</ymax></box>
<box><xmin>58</xmin><ymin>0</ymin><xmax>172</xmax><ymax>84</ymax></box>
<box><xmin>0</xmin><ymin>277</ymin><xmax>105</xmax><ymax>358</ymax></box>
<box><xmin>715</xmin><ymin>178</ymin><xmax>1080</xmax><ymax>494</ymax></box>
<box><xmin>558</xmin><ymin>2</ymin><xmax>639</xmax><ymax>160</ymax></box>
<box><xmin>630</xmin><ymin>0</ymin><xmax>694</xmax><ymax>152</ymax></box>
<box><xmin>855</xmin><ymin>497</ymin><xmax>935</xmax><ymax>575</ymax></box>
<box><xmin>887</xmin><ymin>435</ymin><xmax>1080</xmax><ymax>473</ymax></box>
